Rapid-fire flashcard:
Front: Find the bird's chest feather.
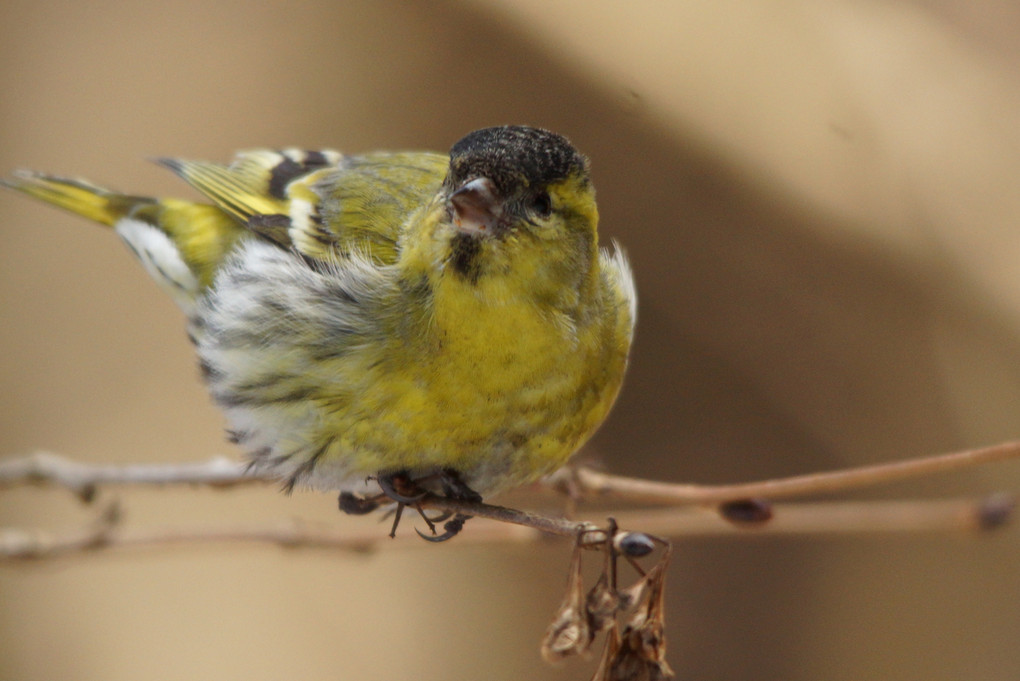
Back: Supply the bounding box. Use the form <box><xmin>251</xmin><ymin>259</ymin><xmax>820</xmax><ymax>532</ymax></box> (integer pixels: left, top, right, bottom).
<box><xmin>365</xmin><ymin>282</ymin><xmax>591</xmax><ymax>434</ymax></box>
<box><xmin>338</xmin><ymin>280</ymin><xmax>610</xmax><ymax>482</ymax></box>
<box><xmin>434</xmin><ymin>285</ymin><xmax>577</xmax><ymax>393</ymax></box>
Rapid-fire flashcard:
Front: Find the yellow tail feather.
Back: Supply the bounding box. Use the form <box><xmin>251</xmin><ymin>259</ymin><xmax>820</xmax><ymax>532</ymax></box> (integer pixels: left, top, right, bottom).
<box><xmin>1</xmin><ymin>170</ymin><xmax>154</xmax><ymax>227</ymax></box>
<box><xmin>4</xmin><ymin>170</ymin><xmax>247</xmax><ymax>293</ymax></box>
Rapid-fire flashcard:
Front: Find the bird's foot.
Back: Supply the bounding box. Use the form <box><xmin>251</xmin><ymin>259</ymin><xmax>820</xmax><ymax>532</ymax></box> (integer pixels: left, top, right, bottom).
<box><xmin>335</xmin><ymin>469</ymin><xmax>481</xmax><ymax>542</ymax></box>
<box><xmin>411</xmin><ymin>469</ymin><xmax>480</xmax><ymax>541</ymax></box>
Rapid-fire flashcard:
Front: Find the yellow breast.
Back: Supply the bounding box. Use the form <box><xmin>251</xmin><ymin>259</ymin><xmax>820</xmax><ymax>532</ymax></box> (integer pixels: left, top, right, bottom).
<box><xmin>318</xmin><ymin>261</ymin><xmax>629</xmax><ymax>492</ymax></box>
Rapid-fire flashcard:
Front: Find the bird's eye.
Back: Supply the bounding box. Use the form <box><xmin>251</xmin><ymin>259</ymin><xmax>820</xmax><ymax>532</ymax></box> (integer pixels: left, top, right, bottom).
<box><xmin>530</xmin><ymin>191</ymin><xmax>552</xmax><ymax>218</ymax></box>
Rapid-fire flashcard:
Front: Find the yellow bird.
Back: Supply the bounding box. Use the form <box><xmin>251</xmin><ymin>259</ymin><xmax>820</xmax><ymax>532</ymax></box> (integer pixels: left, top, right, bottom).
<box><xmin>3</xmin><ymin>126</ymin><xmax>636</xmax><ymax>539</ymax></box>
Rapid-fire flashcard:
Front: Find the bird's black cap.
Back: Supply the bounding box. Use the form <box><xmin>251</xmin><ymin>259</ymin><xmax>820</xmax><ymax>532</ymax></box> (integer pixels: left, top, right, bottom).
<box><xmin>446</xmin><ymin>126</ymin><xmax>588</xmax><ymax>198</ymax></box>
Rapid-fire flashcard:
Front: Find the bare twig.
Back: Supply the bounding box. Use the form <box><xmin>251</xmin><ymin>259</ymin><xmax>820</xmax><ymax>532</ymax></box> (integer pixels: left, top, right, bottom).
<box><xmin>0</xmin><ymin>452</ymin><xmax>263</xmax><ymax>501</ymax></box>
<box><xmin>608</xmin><ymin>495</ymin><xmax>1014</xmax><ymax>536</ymax></box>
<box><xmin>0</xmin><ymin>496</ymin><xmax>1011</xmax><ymax>561</ymax></box>
<box><xmin>569</xmin><ymin>440</ymin><xmax>1020</xmax><ymax>505</ymax></box>
<box><xmin>416</xmin><ymin>495</ymin><xmax>597</xmax><ymax>537</ymax></box>
<box><xmin>0</xmin><ymin>443</ymin><xmax>1017</xmax><ymax>562</ymax></box>
<box><xmin>4</xmin><ymin>441</ymin><xmax>1020</xmax><ymax>506</ymax></box>
<box><xmin>0</xmin><ymin>506</ymin><xmax>547</xmax><ymax>560</ymax></box>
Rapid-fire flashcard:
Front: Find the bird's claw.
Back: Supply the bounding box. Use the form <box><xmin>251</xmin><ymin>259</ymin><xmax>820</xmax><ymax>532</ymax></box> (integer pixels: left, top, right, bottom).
<box><xmin>421</xmin><ymin>509</ymin><xmax>455</xmax><ymax>524</ymax></box>
<box><xmin>414</xmin><ymin>513</ymin><xmax>472</xmax><ymax>542</ymax></box>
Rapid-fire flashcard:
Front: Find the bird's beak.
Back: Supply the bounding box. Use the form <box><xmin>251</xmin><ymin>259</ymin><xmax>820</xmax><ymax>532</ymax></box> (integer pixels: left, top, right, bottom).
<box><xmin>449</xmin><ymin>177</ymin><xmax>501</xmax><ymax>235</ymax></box>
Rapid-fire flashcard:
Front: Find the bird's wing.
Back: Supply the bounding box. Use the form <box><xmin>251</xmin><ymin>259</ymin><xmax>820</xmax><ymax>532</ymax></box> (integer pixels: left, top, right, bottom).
<box><xmin>157</xmin><ymin>149</ymin><xmax>449</xmax><ymax>264</ymax></box>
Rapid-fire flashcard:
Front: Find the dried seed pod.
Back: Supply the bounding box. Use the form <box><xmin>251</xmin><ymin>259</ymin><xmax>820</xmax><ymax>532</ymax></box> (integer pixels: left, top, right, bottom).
<box><xmin>606</xmin><ymin>623</ymin><xmax>675</xmax><ymax>681</ymax></box>
<box><xmin>585</xmin><ymin>571</ymin><xmax>621</xmax><ymax>636</ymax></box>
<box><xmin>543</xmin><ymin>606</ymin><xmax>592</xmax><ymax>663</ymax></box>
<box><xmin>612</xmin><ymin>543</ymin><xmax>673</xmax><ymax>677</ymax></box>
<box><xmin>542</xmin><ymin>541</ymin><xmax>594</xmax><ymax>661</ymax></box>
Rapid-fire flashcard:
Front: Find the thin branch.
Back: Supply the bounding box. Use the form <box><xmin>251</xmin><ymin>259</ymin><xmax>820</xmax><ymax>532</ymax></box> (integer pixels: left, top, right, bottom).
<box><xmin>416</xmin><ymin>495</ymin><xmax>596</xmax><ymax>537</ymax></box>
<box><xmin>4</xmin><ymin>441</ymin><xmax>1020</xmax><ymax>506</ymax></box>
<box><xmin>569</xmin><ymin>440</ymin><xmax>1020</xmax><ymax>505</ymax></box>
<box><xmin>0</xmin><ymin>506</ymin><xmax>549</xmax><ymax>560</ymax></box>
<box><xmin>609</xmin><ymin>495</ymin><xmax>1015</xmax><ymax>536</ymax></box>
<box><xmin>1</xmin><ymin>496</ymin><xmax>1009</xmax><ymax>561</ymax></box>
<box><xmin>0</xmin><ymin>443</ymin><xmax>1016</xmax><ymax>561</ymax></box>
<box><xmin>0</xmin><ymin>452</ymin><xmax>263</xmax><ymax>501</ymax></box>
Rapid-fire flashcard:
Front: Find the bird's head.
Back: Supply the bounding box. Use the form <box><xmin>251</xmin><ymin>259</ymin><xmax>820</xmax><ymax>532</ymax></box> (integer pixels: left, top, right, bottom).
<box><xmin>417</xmin><ymin>126</ymin><xmax>600</xmax><ymax>308</ymax></box>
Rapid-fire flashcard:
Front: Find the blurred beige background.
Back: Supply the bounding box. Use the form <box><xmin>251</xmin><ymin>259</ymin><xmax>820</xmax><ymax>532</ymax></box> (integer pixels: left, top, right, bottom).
<box><xmin>2</xmin><ymin>1</ymin><xmax>1020</xmax><ymax>679</ymax></box>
